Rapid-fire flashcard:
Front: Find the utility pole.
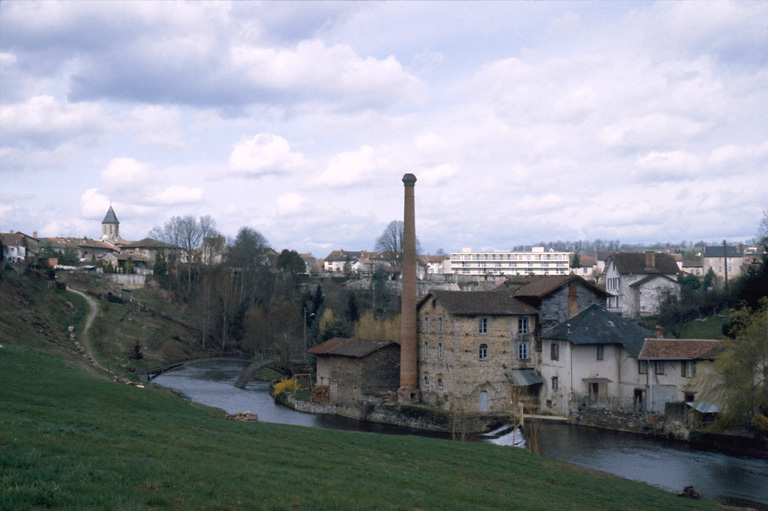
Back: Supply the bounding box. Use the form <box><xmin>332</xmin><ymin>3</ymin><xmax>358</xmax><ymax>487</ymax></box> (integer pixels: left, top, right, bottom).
<box><xmin>723</xmin><ymin>239</ymin><xmax>729</xmax><ymax>296</ymax></box>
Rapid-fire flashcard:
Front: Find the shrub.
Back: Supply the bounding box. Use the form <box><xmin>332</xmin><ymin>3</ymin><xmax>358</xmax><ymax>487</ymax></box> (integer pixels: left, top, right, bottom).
<box><xmin>271</xmin><ymin>377</ymin><xmax>295</xmax><ymax>396</ymax></box>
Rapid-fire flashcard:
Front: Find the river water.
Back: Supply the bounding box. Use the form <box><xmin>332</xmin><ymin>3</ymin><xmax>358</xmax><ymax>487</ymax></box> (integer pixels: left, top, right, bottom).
<box><xmin>153</xmin><ymin>360</ymin><xmax>768</xmax><ymax>508</ymax></box>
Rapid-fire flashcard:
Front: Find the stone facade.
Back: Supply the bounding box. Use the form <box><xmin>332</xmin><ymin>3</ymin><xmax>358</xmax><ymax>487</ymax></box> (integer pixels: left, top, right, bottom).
<box><xmin>309</xmin><ymin>338</ymin><xmax>400</xmax><ymax>406</ymax></box>
<box><xmin>417</xmin><ymin>291</ymin><xmax>538</xmax><ymax>413</ymax></box>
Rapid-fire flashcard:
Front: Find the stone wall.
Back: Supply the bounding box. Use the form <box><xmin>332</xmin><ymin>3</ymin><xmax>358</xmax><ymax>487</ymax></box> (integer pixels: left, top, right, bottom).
<box><xmin>276</xmin><ymin>392</ymin><xmax>504</xmax><ymax>433</ymax></box>
<box><xmin>570</xmin><ymin>406</ymin><xmax>652</xmax><ymax>434</ymax></box>
<box><xmin>107</xmin><ymin>273</ymin><xmax>147</xmax><ymax>289</ymax></box>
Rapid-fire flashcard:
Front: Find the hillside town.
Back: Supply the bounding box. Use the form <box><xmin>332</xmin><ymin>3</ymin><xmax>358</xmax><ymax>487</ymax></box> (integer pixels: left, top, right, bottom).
<box><xmin>2</xmin><ymin>183</ymin><xmax>767</xmax><ymax>448</ymax></box>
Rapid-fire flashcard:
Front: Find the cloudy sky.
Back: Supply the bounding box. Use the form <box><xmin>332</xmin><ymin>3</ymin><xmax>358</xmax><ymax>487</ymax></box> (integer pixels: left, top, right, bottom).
<box><xmin>1</xmin><ymin>2</ymin><xmax>767</xmax><ymax>256</ymax></box>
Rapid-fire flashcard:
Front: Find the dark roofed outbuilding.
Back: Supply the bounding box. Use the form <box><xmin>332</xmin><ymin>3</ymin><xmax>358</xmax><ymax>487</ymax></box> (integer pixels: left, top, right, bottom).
<box><xmin>309</xmin><ymin>337</ymin><xmax>400</xmax><ymax>405</ymax></box>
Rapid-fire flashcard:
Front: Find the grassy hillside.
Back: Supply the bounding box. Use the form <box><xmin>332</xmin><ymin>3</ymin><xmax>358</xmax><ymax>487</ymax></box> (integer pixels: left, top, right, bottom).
<box><xmin>0</xmin><ymin>268</ymin><xmax>204</xmax><ymax>377</ymax></box>
<box><xmin>0</xmin><ymin>343</ymin><xmax>720</xmax><ymax>511</ymax></box>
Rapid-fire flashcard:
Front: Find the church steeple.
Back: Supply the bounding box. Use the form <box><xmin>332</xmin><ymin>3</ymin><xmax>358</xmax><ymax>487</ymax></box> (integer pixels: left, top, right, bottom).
<box><xmin>101</xmin><ymin>206</ymin><xmax>120</xmax><ymax>240</ymax></box>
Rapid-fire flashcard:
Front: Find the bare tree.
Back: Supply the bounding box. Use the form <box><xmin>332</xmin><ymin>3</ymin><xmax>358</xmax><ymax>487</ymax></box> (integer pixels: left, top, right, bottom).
<box><xmin>374</xmin><ymin>220</ymin><xmax>421</xmax><ymax>272</ymax></box>
<box><xmin>759</xmin><ymin>209</ymin><xmax>768</xmax><ymax>248</ymax></box>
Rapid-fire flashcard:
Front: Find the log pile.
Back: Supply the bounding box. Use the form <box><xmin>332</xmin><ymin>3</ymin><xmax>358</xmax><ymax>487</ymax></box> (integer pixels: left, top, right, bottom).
<box><xmin>312</xmin><ymin>385</ymin><xmax>330</xmax><ymax>404</ymax></box>
<box><xmin>225</xmin><ymin>412</ymin><xmax>259</xmax><ymax>422</ymax></box>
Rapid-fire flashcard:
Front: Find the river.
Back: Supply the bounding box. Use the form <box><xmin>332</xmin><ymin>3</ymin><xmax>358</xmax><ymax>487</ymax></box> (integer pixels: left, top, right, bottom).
<box><xmin>153</xmin><ymin>360</ymin><xmax>768</xmax><ymax>508</ymax></box>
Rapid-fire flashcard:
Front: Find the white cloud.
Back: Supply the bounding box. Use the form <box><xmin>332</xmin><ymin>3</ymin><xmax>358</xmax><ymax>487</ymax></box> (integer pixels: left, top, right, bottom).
<box><xmin>230</xmin><ymin>40</ymin><xmax>426</xmax><ymax>108</ymax></box>
<box><xmin>275</xmin><ymin>192</ymin><xmax>309</xmax><ymax>216</ymax></box>
<box><xmin>79</xmin><ymin>188</ymin><xmax>111</xmax><ymax>219</ymax></box>
<box><xmin>0</xmin><ymin>96</ymin><xmax>107</xmax><ymax>146</ymax></box>
<box><xmin>101</xmin><ymin>158</ymin><xmax>152</xmax><ymax>193</ymax></box>
<box><xmin>151</xmin><ymin>186</ymin><xmax>204</xmax><ymax>206</ymax></box>
<box><xmin>228</xmin><ymin>134</ymin><xmax>307</xmax><ymax>175</ymax></box>
<box><xmin>314</xmin><ymin>145</ymin><xmax>380</xmax><ymax>188</ymax></box>
<box><xmin>120</xmin><ymin>105</ymin><xmax>184</xmax><ymax>150</ymax></box>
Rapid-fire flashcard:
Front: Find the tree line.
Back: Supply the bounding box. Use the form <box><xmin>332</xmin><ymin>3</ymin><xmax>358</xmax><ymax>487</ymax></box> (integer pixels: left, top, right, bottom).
<box><xmin>147</xmin><ymin>215</ymin><xmax>404</xmax><ymax>374</ymax></box>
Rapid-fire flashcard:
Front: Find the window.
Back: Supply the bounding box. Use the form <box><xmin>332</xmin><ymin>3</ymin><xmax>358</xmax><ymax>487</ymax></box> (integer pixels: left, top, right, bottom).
<box><xmin>681</xmin><ymin>361</ymin><xmax>694</xmax><ymax>378</ymax></box>
<box><xmin>438</xmin><ymin>317</ymin><xmax>444</xmax><ymax>333</ymax></box>
<box><xmin>638</xmin><ymin>360</ymin><xmax>648</xmax><ymax>374</ymax></box>
<box><xmin>518</xmin><ymin>317</ymin><xmax>529</xmax><ymax>334</ymax></box>
<box><xmin>438</xmin><ymin>342</ymin><xmax>443</xmax><ymax>359</ymax></box>
<box><xmin>550</xmin><ymin>341</ymin><xmax>559</xmax><ymax>361</ymax></box>
<box><xmin>479</xmin><ymin>344</ymin><xmax>488</xmax><ymax>360</ymax></box>
<box><xmin>551</xmin><ymin>376</ymin><xmax>559</xmax><ymax>391</ymax></box>
<box><xmin>518</xmin><ymin>341</ymin><xmax>529</xmax><ymax>360</ymax></box>
<box><xmin>479</xmin><ymin>317</ymin><xmax>488</xmax><ymax>334</ymax></box>
<box><xmin>423</xmin><ymin>373</ymin><xmax>430</xmax><ymax>386</ymax></box>
<box><xmin>424</xmin><ymin>317</ymin><xmax>429</xmax><ymax>333</ymax></box>
<box><xmin>654</xmin><ymin>361</ymin><xmax>665</xmax><ymax>375</ymax></box>
<box><xmin>437</xmin><ymin>374</ymin><xmax>444</xmax><ymax>389</ymax></box>
<box><xmin>596</xmin><ymin>345</ymin><xmax>604</xmax><ymax>361</ymax></box>
<box><xmin>424</xmin><ymin>343</ymin><xmax>429</xmax><ymax>359</ymax></box>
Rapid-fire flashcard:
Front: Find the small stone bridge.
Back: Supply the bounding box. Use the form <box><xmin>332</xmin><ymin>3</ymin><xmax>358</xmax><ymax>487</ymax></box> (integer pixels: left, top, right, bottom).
<box><xmin>142</xmin><ymin>356</ymin><xmax>252</xmax><ymax>381</ymax></box>
<box><xmin>143</xmin><ymin>355</ymin><xmax>306</xmax><ymax>388</ymax></box>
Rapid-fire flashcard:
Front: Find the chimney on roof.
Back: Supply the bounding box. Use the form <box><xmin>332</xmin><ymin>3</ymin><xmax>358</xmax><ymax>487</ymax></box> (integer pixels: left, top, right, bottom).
<box><xmin>568</xmin><ymin>279</ymin><xmax>578</xmax><ymax>318</ymax></box>
<box><xmin>655</xmin><ymin>324</ymin><xmax>663</xmax><ymax>338</ymax></box>
<box><xmin>33</xmin><ymin>231</ymin><xmax>37</xmax><ymax>238</ymax></box>
<box><xmin>398</xmin><ymin>173</ymin><xmax>419</xmax><ymax>403</ymax></box>
<box><xmin>645</xmin><ymin>251</ymin><xmax>656</xmax><ymax>269</ymax></box>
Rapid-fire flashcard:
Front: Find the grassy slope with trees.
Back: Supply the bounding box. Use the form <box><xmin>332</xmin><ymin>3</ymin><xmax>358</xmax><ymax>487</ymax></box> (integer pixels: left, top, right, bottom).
<box><xmin>0</xmin><ymin>343</ymin><xmax>720</xmax><ymax>511</ymax></box>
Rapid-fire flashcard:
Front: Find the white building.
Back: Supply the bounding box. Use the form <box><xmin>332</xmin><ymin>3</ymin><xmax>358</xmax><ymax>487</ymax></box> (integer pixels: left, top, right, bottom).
<box><xmin>449</xmin><ymin>247</ymin><xmax>570</xmax><ymax>277</ymax></box>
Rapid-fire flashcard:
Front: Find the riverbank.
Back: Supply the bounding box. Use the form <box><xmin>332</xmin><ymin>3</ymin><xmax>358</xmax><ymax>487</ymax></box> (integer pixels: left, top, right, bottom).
<box><xmin>274</xmin><ymin>390</ymin><xmax>507</xmax><ymax>434</ymax></box>
<box><xmin>2</xmin><ymin>343</ymin><xmax>722</xmax><ymax>511</ymax></box>
<box><xmin>276</xmin><ymin>389</ymin><xmax>768</xmax><ymax>462</ymax></box>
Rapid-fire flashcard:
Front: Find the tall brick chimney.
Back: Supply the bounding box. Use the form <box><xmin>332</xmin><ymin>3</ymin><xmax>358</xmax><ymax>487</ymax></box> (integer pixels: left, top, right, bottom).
<box><xmin>398</xmin><ymin>173</ymin><xmax>419</xmax><ymax>403</ymax></box>
<box><xmin>645</xmin><ymin>251</ymin><xmax>656</xmax><ymax>270</ymax></box>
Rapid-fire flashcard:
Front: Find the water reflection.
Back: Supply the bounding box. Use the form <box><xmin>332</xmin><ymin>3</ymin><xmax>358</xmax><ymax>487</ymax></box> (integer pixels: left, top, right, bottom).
<box><xmin>154</xmin><ymin>360</ymin><xmax>768</xmax><ymax>507</ymax></box>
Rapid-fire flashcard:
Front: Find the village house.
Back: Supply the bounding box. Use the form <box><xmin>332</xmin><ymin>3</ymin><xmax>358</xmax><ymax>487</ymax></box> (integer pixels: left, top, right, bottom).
<box><xmin>701</xmin><ymin>245</ymin><xmax>746</xmax><ymax>284</ymax></box>
<box><xmin>495</xmin><ymin>274</ymin><xmax>611</xmax><ymax>332</ymax></box>
<box><xmin>417</xmin><ymin>290</ymin><xmax>539</xmax><ymax>413</ymax></box>
<box><xmin>307</xmin><ymin>337</ymin><xmax>400</xmax><ymax>405</ymax></box>
<box><xmin>637</xmin><ymin>338</ymin><xmax>723</xmax><ymax>413</ymax></box>
<box><xmin>539</xmin><ymin>305</ymin><xmax>654</xmax><ymax>415</ymax></box>
<box><xmin>605</xmin><ymin>251</ymin><xmax>681</xmax><ymax>319</ymax></box>
<box><xmin>1</xmin><ymin>231</ymin><xmax>39</xmax><ymax>264</ymax></box>
<box><xmin>420</xmin><ymin>254</ymin><xmax>450</xmax><ymax>275</ymax></box>
<box><xmin>569</xmin><ymin>253</ymin><xmax>599</xmax><ymax>281</ymax></box>
<box><xmin>120</xmin><ymin>238</ymin><xmax>183</xmax><ymax>268</ymax></box>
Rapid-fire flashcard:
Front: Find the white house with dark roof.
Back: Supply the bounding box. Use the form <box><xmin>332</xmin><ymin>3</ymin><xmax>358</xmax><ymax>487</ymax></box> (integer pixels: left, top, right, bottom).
<box><xmin>605</xmin><ymin>251</ymin><xmax>681</xmax><ymax>319</ymax></box>
<box><xmin>540</xmin><ymin>305</ymin><xmax>654</xmax><ymax>415</ymax></box>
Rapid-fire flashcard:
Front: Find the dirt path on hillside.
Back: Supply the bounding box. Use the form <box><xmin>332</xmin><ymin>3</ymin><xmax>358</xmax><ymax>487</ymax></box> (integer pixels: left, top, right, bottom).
<box><xmin>68</xmin><ymin>288</ymin><xmax>109</xmax><ymax>374</ymax></box>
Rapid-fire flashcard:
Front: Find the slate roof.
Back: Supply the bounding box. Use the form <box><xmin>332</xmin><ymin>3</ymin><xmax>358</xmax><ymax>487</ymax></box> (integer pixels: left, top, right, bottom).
<box><xmin>639</xmin><ymin>338</ymin><xmax>724</xmax><ymax>361</ymax></box>
<box><xmin>702</xmin><ymin>245</ymin><xmax>743</xmax><ymax>258</ymax></box>
<box><xmin>419</xmin><ymin>290</ymin><xmax>537</xmax><ymax>316</ymax></box>
<box><xmin>543</xmin><ymin>304</ymin><xmax>653</xmax><ymax>357</ymax></box>
<box><xmin>102</xmin><ymin>206</ymin><xmax>119</xmax><ymax>224</ymax></box>
<box><xmin>512</xmin><ymin>275</ymin><xmax>611</xmax><ymax>299</ymax></box>
<box><xmin>608</xmin><ymin>252</ymin><xmax>679</xmax><ymax>275</ymax></box>
<box><xmin>628</xmin><ymin>274</ymin><xmax>680</xmax><ymax>288</ymax></box>
<box><xmin>307</xmin><ymin>337</ymin><xmax>398</xmax><ymax>358</ymax></box>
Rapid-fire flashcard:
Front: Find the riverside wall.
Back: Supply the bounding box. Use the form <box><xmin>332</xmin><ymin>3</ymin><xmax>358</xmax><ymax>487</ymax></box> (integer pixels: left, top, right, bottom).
<box><xmin>274</xmin><ymin>392</ymin><xmax>505</xmax><ymax>433</ymax></box>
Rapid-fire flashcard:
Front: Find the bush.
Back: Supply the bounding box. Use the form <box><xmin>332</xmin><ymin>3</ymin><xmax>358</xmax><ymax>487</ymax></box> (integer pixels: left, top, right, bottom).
<box><xmin>271</xmin><ymin>377</ymin><xmax>295</xmax><ymax>396</ymax></box>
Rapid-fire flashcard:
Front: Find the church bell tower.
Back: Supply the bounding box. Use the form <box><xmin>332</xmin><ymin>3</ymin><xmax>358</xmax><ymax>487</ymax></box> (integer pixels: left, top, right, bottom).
<box><xmin>101</xmin><ymin>206</ymin><xmax>120</xmax><ymax>241</ymax></box>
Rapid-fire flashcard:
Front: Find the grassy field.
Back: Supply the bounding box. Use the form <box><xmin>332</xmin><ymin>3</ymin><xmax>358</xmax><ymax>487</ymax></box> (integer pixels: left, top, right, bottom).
<box><xmin>0</xmin><ymin>343</ymin><xmax>721</xmax><ymax>511</ymax></box>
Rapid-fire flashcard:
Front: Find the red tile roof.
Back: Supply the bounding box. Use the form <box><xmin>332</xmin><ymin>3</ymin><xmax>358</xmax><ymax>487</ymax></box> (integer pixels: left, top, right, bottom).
<box><xmin>639</xmin><ymin>338</ymin><xmax>724</xmax><ymax>360</ymax></box>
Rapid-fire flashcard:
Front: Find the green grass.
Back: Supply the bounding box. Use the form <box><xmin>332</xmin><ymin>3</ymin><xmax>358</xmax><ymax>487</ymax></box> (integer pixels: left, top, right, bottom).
<box><xmin>680</xmin><ymin>315</ymin><xmax>728</xmax><ymax>339</ymax></box>
<box><xmin>0</xmin><ymin>343</ymin><xmax>721</xmax><ymax>511</ymax></box>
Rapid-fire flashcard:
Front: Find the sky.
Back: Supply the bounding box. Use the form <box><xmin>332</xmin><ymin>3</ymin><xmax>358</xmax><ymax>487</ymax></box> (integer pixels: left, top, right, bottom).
<box><xmin>1</xmin><ymin>1</ymin><xmax>767</xmax><ymax>257</ymax></box>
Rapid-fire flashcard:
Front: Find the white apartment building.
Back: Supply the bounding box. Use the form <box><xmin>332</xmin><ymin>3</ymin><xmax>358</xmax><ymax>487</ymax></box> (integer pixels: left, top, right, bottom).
<box><xmin>449</xmin><ymin>247</ymin><xmax>570</xmax><ymax>276</ymax></box>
